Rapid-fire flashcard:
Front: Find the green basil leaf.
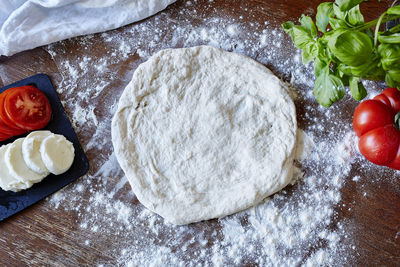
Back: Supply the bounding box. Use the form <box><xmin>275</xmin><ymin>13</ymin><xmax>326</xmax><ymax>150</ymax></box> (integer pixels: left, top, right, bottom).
<box><xmin>346</xmin><ymin>5</ymin><xmax>364</xmax><ymax>26</ymax></box>
<box><xmin>378</xmin><ymin>33</ymin><xmax>400</xmax><ymax>44</ymax></box>
<box><xmin>316</xmin><ymin>2</ymin><xmax>334</xmax><ymax>32</ymax></box>
<box><xmin>335</xmin><ymin>0</ymin><xmax>365</xmax><ymax>12</ymax></box>
<box><xmin>386</xmin><ymin>73</ymin><xmax>395</xmax><ymax>88</ymax></box>
<box><xmin>387</xmin><ymin>5</ymin><xmax>400</xmax><ymax>15</ymax></box>
<box><xmin>378</xmin><ymin>43</ymin><xmax>400</xmax><ymax>69</ymax></box>
<box><xmin>389</xmin><ymin>24</ymin><xmax>400</xmax><ymax>34</ymax></box>
<box><xmin>349</xmin><ymin>76</ymin><xmax>367</xmax><ymax>100</ymax></box>
<box><xmin>334</xmin><ymin>64</ymin><xmax>350</xmax><ymax>85</ymax></box>
<box><xmin>282</xmin><ymin>21</ymin><xmax>295</xmax><ymax>35</ymax></box>
<box><xmin>386</xmin><ymin>70</ymin><xmax>400</xmax><ymax>88</ymax></box>
<box><xmin>328</xmin><ymin>31</ymin><xmax>373</xmax><ymax>66</ymax></box>
<box><xmin>338</xmin><ymin>64</ymin><xmax>354</xmax><ymax>76</ymax></box>
<box><xmin>300</xmin><ymin>15</ymin><xmax>317</xmax><ymax>38</ymax></box>
<box><xmin>338</xmin><ymin>59</ymin><xmax>384</xmax><ymax>80</ymax></box>
<box><xmin>363</xmin><ymin>66</ymin><xmax>386</xmax><ymax>81</ymax></box>
<box><xmin>381</xmin><ymin>57</ymin><xmax>400</xmax><ymax>70</ymax></box>
<box><xmin>341</xmin><ymin>74</ymin><xmax>350</xmax><ymax>86</ymax></box>
<box><xmin>378</xmin><ymin>43</ymin><xmax>400</xmax><ymax>58</ymax></box>
<box><xmin>302</xmin><ymin>43</ymin><xmax>319</xmax><ymax>64</ymax></box>
<box><xmin>313</xmin><ymin>68</ymin><xmax>345</xmax><ymax>107</ymax></box>
<box><xmin>388</xmin><ymin>70</ymin><xmax>400</xmax><ymax>82</ymax></box>
<box><xmin>358</xmin><ymin>63</ymin><xmax>383</xmax><ymax>79</ymax></box>
<box><xmin>329</xmin><ymin>17</ymin><xmax>349</xmax><ymax>30</ymax></box>
<box><xmin>292</xmin><ymin>26</ymin><xmax>315</xmax><ymax>49</ymax></box>
<box><xmin>365</xmin><ymin>28</ymin><xmax>374</xmax><ymax>39</ymax></box>
<box><xmin>314</xmin><ymin>57</ymin><xmax>329</xmax><ymax>77</ymax></box>
<box><xmin>282</xmin><ymin>22</ymin><xmax>314</xmax><ymax>49</ymax></box>
<box><xmin>345</xmin><ymin>63</ymin><xmax>370</xmax><ymax>76</ymax></box>
<box><xmin>333</xmin><ymin>3</ymin><xmax>347</xmax><ymax>21</ymax></box>
<box><xmin>319</xmin><ymin>45</ymin><xmax>331</xmax><ymax>60</ymax></box>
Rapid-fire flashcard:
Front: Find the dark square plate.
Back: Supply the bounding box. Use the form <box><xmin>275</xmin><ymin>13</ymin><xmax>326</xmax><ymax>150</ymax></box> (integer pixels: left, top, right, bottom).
<box><xmin>0</xmin><ymin>74</ymin><xmax>89</xmax><ymax>221</ymax></box>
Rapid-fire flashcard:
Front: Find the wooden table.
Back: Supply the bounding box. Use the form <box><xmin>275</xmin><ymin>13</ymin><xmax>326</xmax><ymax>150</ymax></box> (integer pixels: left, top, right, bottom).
<box><xmin>1</xmin><ymin>0</ymin><xmax>399</xmax><ymax>266</ymax></box>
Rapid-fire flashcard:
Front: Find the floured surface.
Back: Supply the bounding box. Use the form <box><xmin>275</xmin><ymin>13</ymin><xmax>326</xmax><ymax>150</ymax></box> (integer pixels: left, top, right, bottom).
<box><xmin>112</xmin><ymin>46</ymin><xmax>297</xmax><ymax>224</ymax></box>
<box><xmin>1</xmin><ymin>0</ymin><xmax>397</xmax><ymax>266</ymax></box>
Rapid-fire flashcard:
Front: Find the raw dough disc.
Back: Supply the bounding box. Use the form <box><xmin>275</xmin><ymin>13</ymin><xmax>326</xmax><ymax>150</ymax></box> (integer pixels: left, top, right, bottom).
<box><xmin>112</xmin><ymin>46</ymin><xmax>297</xmax><ymax>225</ymax></box>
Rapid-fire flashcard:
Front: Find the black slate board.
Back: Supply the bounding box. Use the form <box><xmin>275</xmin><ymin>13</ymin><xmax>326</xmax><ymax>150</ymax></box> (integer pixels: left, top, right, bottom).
<box><xmin>0</xmin><ymin>74</ymin><xmax>89</xmax><ymax>221</ymax></box>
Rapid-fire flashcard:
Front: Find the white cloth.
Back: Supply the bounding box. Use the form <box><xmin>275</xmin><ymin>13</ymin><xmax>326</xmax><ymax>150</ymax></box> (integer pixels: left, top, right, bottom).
<box><xmin>0</xmin><ymin>0</ymin><xmax>176</xmax><ymax>56</ymax></box>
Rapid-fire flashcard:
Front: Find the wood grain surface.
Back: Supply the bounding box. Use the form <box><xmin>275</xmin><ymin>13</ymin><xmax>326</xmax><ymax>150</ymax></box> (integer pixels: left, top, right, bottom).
<box><xmin>1</xmin><ymin>0</ymin><xmax>400</xmax><ymax>266</ymax></box>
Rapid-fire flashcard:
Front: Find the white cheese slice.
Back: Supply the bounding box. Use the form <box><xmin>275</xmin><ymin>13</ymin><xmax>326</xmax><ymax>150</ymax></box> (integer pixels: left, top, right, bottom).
<box><xmin>22</xmin><ymin>130</ymin><xmax>52</xmax><ymax>175</ymax></box>
<box><xmin>0</xmin><ymin>144</ymin><xmax>32</xmax><ymax>192</ymax></box>
<box><xmin>5</xmin><ymin>138</ymin><xmax>46</xmax><ymax>184</ymax></box>
<box><xmin>40</xmin><ymin>134</ymin><xmax>75</xmax><ymax>175</ymax></box>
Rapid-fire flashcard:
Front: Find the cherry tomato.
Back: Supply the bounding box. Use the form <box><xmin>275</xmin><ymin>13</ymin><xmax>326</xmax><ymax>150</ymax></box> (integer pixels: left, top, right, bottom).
<box><xmin>3</xmin><ymin>85</ymin><xmax>52</xmax><ymax>131</ymax></box>
<box><xmin>353</xmin><ymin>88</ymin><xmax>400</xmax><ymax>170</ymax></box>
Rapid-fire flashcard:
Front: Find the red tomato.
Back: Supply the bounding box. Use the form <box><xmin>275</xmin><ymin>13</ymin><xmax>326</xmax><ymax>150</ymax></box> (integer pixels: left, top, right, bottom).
<box><xmin>3</xmin><ymin>85</ymin><xmax>52</xmax><ymax>131</ymax></box>
<box><xmin>0</xmin><ymin>117</ymin><xmax>25</xmax><ymax>137</ymax></box>
<box><xmin>0</xmin><ymin>131</ymin><xmax>12</xmax><ymax>141</ymax></box>
<box><xmin>353</xmin><ymin>88</ymin><xmax>400</xmax><ymax>170</ymax></box>
<box><xmin>0</xmin><ymin>90</ymin><xmax>24</xmax><ymax>130</ymax></box>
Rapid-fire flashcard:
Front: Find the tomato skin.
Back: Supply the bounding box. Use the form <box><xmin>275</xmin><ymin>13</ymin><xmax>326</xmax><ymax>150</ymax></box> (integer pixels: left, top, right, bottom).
<box><xmin>3</xmin><ymin>85</ymin><xmax>52</xmax><ymax>130</ymax></box>
<box><xmin>0</xmin><ymin>90</ymin><xmax>24</xmax><ymax>130</ymax></box>
<box><xmin>0</xmin><ymin>85</ymin><xmax>51</xmax><ymax>139</ymax></box>
<box><xmin>358</xmin><ymin>125</ymin><xmax>400</xmax><ymax>166</ymax></box>
<box><xmin>0</xmin><ymin>118</ymin><xmax>25</xmax><ymax>136</ymax></box>
<box><xmin>374</xmin><ymin>87</ymin><xmax>400</xmax><ymax>112</ymax></box>
<box><xmin>353</xmin><ymin>87</ymin><xmax>400</xmax><ymax>170</ymax></box>
<box><xmin>353</xmin><ymin>100</ymin><xmax>394</xmax><ymax>137</ymax></box>
<box><xmin>389</xmin><ymin>147</ymin><xmax>400</xmax><ymax>170</ymax></box>
<box><xmin>0</xmin><ymin>131</ymin><xmax>12</xmax><ymax>141</ymax></box>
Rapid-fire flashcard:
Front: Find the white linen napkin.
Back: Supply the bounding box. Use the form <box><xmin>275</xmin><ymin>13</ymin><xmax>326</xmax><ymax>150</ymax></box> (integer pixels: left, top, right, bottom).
<box><xmin>0</xmin><ymin>0</ymin><xmax>176</xmax><ymax>56</ymax></box>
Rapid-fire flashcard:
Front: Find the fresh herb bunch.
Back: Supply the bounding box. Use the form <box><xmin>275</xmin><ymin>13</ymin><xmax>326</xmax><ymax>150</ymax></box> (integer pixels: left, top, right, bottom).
<box><xmin>282</xmin><ymin>0</ymin><xmax>400</xmax><ymax>107</ymax></box>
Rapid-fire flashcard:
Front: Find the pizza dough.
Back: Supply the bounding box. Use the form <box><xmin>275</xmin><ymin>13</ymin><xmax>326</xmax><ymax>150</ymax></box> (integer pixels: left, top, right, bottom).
<box><xmin>112</xmin><ymin>46</ymin><xmax>297</xmax><ymax>225</ymax></box>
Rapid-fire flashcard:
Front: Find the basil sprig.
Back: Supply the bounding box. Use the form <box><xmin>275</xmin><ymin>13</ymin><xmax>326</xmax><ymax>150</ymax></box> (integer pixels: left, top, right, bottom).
<box><xmin>282</xmin><ymin>0</ymin><xmax>400</xmax><ymax>107</ymax></box>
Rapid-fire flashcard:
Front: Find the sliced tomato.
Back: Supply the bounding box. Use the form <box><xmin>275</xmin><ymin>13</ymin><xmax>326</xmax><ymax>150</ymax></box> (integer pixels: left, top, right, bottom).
<box><xmin>3</xmin><ymin>85</ymin><xmax>52</xmax><ymax>130</ymax></box>
<box><xmin>0</xmin><ymin>89</ymin><xmax>24</xmax><ymax>130</ymax></box>
<box><xmin>0</xmin><ymin>117</ymin><xmax>25</xmax><ymax>136</ymax></box>
<box><xmin>0</xmin><ymin>127</ymin><xmax>13</xmax><ymax>141</ymax></box>
<box><xmin>0</xmin><ymin>134</ymin><xmax>12</xmax><ymax>141</ymax></box>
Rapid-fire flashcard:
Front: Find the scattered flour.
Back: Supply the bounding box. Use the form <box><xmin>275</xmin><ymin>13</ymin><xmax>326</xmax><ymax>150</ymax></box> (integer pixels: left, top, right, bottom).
<box><xmin>39</xmin><ymin>1</ymin><xmax>395</xmax><ymax>266</ymax></box>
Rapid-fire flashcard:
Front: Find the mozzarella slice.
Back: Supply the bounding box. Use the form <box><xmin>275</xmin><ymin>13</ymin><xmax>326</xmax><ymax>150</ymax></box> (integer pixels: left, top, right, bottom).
<box><xmin>22</xmin><ymin>131</ymin><xmax>52</xmax><ymax>175</ymax></box>
<box><xmin>0</xmin><ymin>144</ymin><xmax>32</xmax><ymax>192</ymax></box>
<box><xmin>40</xmin><ymin>134</ymin><xmax>75</xmax><ymax>175</ymax></box>
<box><xmin>5</xmin><ymin>138</ymin><xmax>46</xmax><ymax>184</ymax></box>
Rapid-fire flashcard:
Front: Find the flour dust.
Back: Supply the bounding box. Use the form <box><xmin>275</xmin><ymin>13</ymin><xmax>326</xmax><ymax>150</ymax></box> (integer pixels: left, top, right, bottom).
<box><xmin>43</xmin><ymin>0</ymin><xmax>380</xmax><ymax>266</ymax></box>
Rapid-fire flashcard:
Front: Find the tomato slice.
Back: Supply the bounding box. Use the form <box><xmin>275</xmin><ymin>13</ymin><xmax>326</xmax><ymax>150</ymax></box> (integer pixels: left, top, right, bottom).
<box><xmin>0</xmin><ymin>131</ymin><xmax>12</xmax><ymax>141</ymax></box>
<box><xmin>0</xmin><ymin>90</ymin><xmax>24</xmax><ymax>130</ymax></box>
<box><xmin>0</xmin><ymin>116</ymin><xmax>25</xmax><ymax>136</ymax></box>
<box><xmin>3</xmin><ymin>86</ymin><xmax>52</xmax><ymax>130</ymax></box>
